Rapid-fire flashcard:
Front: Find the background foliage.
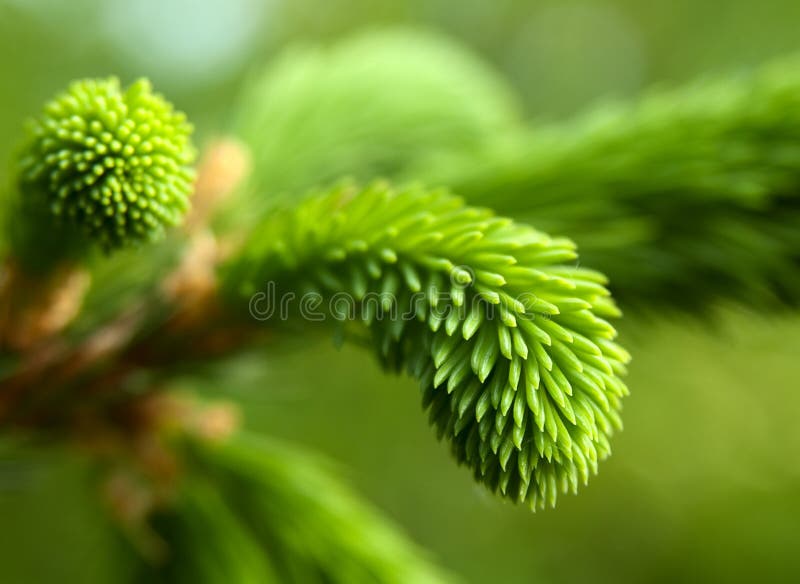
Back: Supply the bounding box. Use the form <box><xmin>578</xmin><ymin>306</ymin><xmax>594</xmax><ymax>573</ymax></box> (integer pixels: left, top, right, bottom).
<box><xmin>1</xmin><ymin>1</ymin><xmax>799</xmax><ymax>583</ymax></box>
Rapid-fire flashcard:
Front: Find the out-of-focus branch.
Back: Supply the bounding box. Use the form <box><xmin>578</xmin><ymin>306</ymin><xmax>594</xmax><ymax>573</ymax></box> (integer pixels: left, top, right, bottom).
<box><xmin>443</xmin><ymin>55</ymin><xmax>800</xmax><ymax>312</ymax></box>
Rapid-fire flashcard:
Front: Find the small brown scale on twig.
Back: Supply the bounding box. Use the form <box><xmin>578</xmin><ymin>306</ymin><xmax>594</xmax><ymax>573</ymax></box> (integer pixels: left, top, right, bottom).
<box><xmin>0</xmin><ymin>259</ymin><xmax>90</xmax><ymax>352</ymax></box>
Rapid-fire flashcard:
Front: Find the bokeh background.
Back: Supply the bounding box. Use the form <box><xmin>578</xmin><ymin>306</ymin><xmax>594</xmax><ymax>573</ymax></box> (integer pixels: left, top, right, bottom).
<box><xmin>1</xmin><ymin>1</ymin><xmax>799</xmax><ymax>582</ymax></box>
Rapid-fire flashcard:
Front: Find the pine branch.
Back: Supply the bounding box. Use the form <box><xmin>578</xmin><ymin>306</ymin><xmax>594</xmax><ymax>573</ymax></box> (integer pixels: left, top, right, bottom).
<box><xmin>225</xmin><ymin>183</ymin><xmax>630</xmax><ymax>509</ymax></box>
<box><xmin>443</xmin><ymin>56</ymin><xmax>800</xmax><ymax>311</ymax></box>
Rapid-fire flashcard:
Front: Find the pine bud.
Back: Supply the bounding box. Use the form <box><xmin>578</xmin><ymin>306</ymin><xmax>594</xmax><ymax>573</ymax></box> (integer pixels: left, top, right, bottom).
<box><xmin>18</xmin><ymin>78</ymin><xmax>196</xmax><ymax>250</ymax></box>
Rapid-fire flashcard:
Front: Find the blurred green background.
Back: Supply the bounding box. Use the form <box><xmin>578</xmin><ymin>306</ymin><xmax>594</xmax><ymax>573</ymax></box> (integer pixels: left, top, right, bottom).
<box><xmin>1</xmin><ymin>0</ymin><xmax>799</xmax><ymax>582</ymax></box>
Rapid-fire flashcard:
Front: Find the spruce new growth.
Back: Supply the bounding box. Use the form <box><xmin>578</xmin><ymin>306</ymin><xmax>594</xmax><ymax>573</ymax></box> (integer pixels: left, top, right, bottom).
<box><xmin>1</xmin><ymin>28</ymin><xmax>799</xmax><ymax>584</ymax></box>
<box><xmin>230</xmin><ymin>183</ymin><xmax>629</xmax><ymax>509</ymax></box>
<box><xmin>16</xmin><ymin>78</ymin><xmax>195</xmax><ymax>259</ymax></box>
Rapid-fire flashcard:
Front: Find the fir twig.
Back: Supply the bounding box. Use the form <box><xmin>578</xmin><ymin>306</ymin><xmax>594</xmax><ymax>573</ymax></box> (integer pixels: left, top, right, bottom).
<box><xmin>226</xmin><ymin>182</ymin><xmax>629</xmax><ymax>509</ymax></box>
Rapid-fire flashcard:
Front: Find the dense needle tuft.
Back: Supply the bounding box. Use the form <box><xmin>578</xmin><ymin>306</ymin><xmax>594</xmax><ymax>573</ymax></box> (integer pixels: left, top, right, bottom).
<box><xmin>229</xmin><ymin>184</ymin><xmax>631</xmax><ymax>510</ymax></box>
<box><xmin>18</xmin><ymin>77</ymin><xmax>196</xmax><ymax>249</ymax></box>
